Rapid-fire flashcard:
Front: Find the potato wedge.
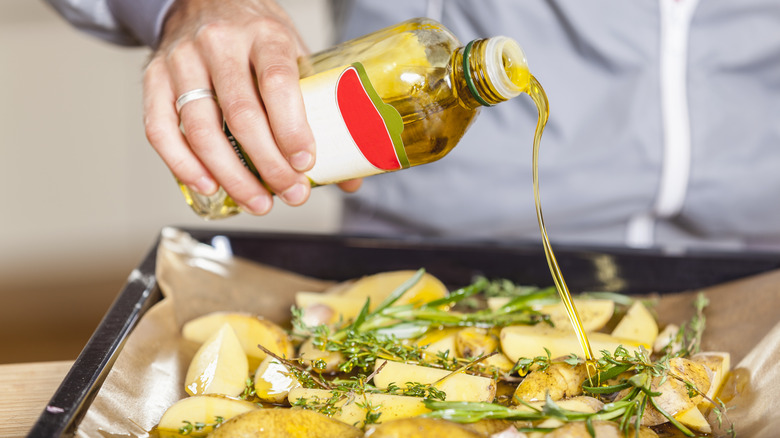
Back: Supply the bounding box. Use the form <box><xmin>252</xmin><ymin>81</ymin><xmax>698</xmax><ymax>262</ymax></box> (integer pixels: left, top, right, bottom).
<box><xmin>295</xmin><ymin>292</ymin><xmax>366</xmax><ymax>325</ymax></box>
<box><xmin>208</xmin><ymin>407</ymin><xmax>363</xmax><ymax>438</ymax></box>
<box><xmin>487</xmin><ymin>298</ymin><xmax>615</xmax><ymax>332</ymax></box>
<box><xmin>156</xmin><ymin>395</ymin><xmax>259</xmax><ymax>436</ymax></box>
<box><xmin>513</xmin><ymin>395</ymin><xmax>604</xmax><ymax>414</ymax></box>
<box><xmin>184</xmin><ymin>323</ymin><xmax>248</xmax><ymax>397</ymax></box>
<box><xmin>611</xmin><ymin>300</ymin><xmax>658</xmax><ymax>348</ymax></box>
<box><xmin>637</xmin><ymin>357</ymin><xmax>711</xmax><ymax>426</ymax></box>
<box><xmin>543</xmin><ymin>420</ymin><xmax>659</xmax><ymax>438</ymax></box>
<box><xmin>455</xmin><ymin>327</ymin><xmax>499</xmax><ymax>359</ymax></box>
<box><xmin>500</xmin><ymin>324</ymin><xmax>644</xmax><ymax>362</ymax></box>
<box><xmin>287</xmin><ymin>387</ymin><xmax>430</xmax><ymax>427</ymax></box>
<box><xmin>253</xmin><ymin>356</ymin><xmax>300</xmax><ymax>403</ymax></box>
<box><xmin>372</xmin><ymin>359</ymin><xmax>496</xmax><ymax>402</ymax></box>
<box><xmin>691</xmin><ymin>351</ymin><xmax>730</xmax><ymax>411</ymax></box>
<box><xmin>336</xmin><ymin>270</ymin><xmax>448</xmax><ymax>307</ymax></box>
<box><xmin>513</xmin><ymin>362</ymin><xmax>588</xmax><ymax>403</ymax></box>
<box><xmin>298</xmin><ymin>337</ymin><xmax>344</xmax><ymax>374</ymax></box>
<box><xmin>416</xmin><ymin>327</ymin><xmax>460</xmax><ymax>358</ymax></box>
<box><xmin>183</xmin><ymin>312</ymin><xmax>294</xmax><ymax>370</ymax></box>
<box><xmin>675</xmin><ymin>405</ymin><xmax>712</xmax><ymax>434</ymax></box>
<box><xmin>363</xmin><ymin>418</ymin><xmax>484</xmax><ymax>438</ymax></box>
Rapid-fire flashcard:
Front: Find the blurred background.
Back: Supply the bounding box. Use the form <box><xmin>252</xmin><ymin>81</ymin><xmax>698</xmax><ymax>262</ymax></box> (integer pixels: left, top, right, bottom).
<box><xmin>0</xmin><ymin>0</ymin><xmax>340</xmax><ymax>363</ymax></box>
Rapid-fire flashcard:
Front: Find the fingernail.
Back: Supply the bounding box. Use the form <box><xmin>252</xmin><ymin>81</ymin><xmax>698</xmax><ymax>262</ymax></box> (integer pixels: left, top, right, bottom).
<box><xmin>242</xmin><ymin>195</ymin><xmax>272</xmax><ymax>215</ymax></box>
<box><xmin>280</xmin><ymin>183</ymin><xmax>308</xmax><ymax>205</ymax></box>
<box><xmin>290</xmin><ymin>151</ymin><xmax>313</xmax><ymax>171</ymax></box>
<box><xmin>192</xmin><ymin>176</ymin><xmax>217</xmax><ymax>195</ymax></box>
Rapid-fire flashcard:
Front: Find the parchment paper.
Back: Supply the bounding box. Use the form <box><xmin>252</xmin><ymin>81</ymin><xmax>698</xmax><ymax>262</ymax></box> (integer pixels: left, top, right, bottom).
<box><xmin>76</xmin><ymin>228</ymin><xmax>780</xmax><ymax>437</ymax></box>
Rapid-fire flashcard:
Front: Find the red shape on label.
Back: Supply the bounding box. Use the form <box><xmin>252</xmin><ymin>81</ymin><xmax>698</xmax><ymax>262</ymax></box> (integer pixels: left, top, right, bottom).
<box><xmin>336</xmin><ymin>67</ymin><xmax>401</xmax><ymax>171</ymax></box>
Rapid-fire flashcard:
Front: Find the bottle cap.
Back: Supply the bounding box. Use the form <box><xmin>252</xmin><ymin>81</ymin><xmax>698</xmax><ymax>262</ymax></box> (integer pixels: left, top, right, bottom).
<box><xmin>485</xmin><ymin>36</ymin><xmax>528</xmax><ymax>100</ymax></box>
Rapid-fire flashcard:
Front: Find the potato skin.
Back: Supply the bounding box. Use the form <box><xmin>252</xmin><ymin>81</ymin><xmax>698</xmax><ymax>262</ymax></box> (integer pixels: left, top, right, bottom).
<box><xmin>207</xmin><ymin>408</ymin><xmax>362</xmax><ymax>438</ymax></box>
<box><xmin>363</xmin><ymin>418</ymin><xmax>485</xmax><ymax>438</ymax></box>
<box><xmin>545</xmin><ymin>420</ymin><xmax>659</xmax><ymax>438</ymax></box>
<box><xmin>512</xmin><ymin>362</ymin><xmax>588</xmax><ymax>403</ymax></box>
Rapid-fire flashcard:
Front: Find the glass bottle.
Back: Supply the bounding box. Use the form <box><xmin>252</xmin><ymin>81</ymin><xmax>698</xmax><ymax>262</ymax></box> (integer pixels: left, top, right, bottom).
<box><xmin>181</xmin><ymin>18</ymin><xmax>531</xmax><ymax>219</ymax></box>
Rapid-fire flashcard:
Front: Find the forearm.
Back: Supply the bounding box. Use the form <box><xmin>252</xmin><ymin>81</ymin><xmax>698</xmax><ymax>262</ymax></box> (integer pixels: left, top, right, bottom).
<box><xmin>44</xmin><ymin>0</ymin><xmax>175</xmax><ymax>48</ymax></box>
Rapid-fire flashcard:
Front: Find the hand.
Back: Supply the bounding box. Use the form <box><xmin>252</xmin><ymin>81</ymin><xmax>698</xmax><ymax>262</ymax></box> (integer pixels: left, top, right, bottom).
<box><xmin>143</xmin><ymin>0</ymin><xmax>360</xmax><ymax>216</ymax></box>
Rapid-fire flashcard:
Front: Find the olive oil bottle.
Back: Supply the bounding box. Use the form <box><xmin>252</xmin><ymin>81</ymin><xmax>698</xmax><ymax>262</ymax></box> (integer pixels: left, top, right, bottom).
<box><xmin>180</xmin><ymin>18</ymin><xmax>531</xmax><ymax>220</ymax></box>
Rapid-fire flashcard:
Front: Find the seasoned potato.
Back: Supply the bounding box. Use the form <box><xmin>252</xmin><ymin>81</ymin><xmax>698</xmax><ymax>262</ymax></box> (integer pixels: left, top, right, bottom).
<box><xmin>455</xmin><ymin>327</ymin><xmax>499</xmax><ymax>359</ymax></box>
<box><xmin>500</xmin><ymin>324</ymin><xmax>643</xmax><ymax>362</ymax></box>
<box><xmin>287</xmin><ymin>387</ymin><xmax>430</xmax><ymax>427</ymax></box>
<box><xmin>691</xmin><ymin>351</ymin><xmax>730</xmax><ymax>411</ymax></box>
<box><xmin>512</xmin><ymin>362</ymin><xmax>588</xmax><ymax>403</ymax></box>
<box><xmin>487</xmin><ymin>298</ymin><xmax>615</xmax><ymax>332</ymax></box>
<box><xmin>183</xmin><ymin>312</ymin><xmax>294</xmax><ymax>370</ymax></box>
<box><xmin>372</xmin><ymin>359</ymin><xmax>496</xmax><ymax>402</ymax></box>
<box><xmin>184</xmin><ymin>323</ymin><xmax>248</xmax><ymax>397</ymax></box>
<box><xmin>543</xmin><ymin>420</ymin><xmax>659</xmax><ymax>438</ymax></box>
<box><xmin>156</xmin><ymin>395</ymin><xmax>258</xmax><ymax>436</ymax></box>
<box><xmin>363</xmin><ymin>418</ymin><xmax>485</xmax><ymax>438</ymax></box>
<box><xmin>336</xmin><ymin>270</ymin><xmax>449</xmax><ymax>307</ymax></box>
<box><xmin>416</xmin><ymin>327</ymin><xmax>460</xmax><ymax>358</ymax></box>
<box><xmin>298</xmin><ymin>337</ymin><xmax>344</xmax><ymax>374</ymax></box>
<box><xmin>208</xmin><ymin>408</ymin><xmax>363</xmax><ymax>438</ymax></box>
<box><xmin>611</xmin><ymin>301</ymin><xmax>658</xmax><ymax>348</ymax></box>
<box><xmin>637</xmin><ymin>357</ymin><xmax>712</xmax><ymax>426</ymax></box>
<box><xmin>253</xmin><ymin>356</ymin><xmax>300</xmax><ymax>403</ymax></box>
<box><xmin>674</xmin><ymin>405</ymin><xmax>712</xmax><ymax>434</ymax></box>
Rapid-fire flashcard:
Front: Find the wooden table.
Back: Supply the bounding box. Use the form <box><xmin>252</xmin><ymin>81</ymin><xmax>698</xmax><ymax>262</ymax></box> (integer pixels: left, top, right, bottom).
<box><xmin>0</xmin><ymin>360</ymin><xmax>73</xmax><ymax>438</ymax></box>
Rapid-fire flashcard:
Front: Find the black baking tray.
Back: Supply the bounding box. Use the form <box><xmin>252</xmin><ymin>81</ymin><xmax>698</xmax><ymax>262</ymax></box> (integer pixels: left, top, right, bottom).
<box><xmin>28</xmin><ymin>228</ymin><xmax>780</xmax><ymax>436</ymax></box>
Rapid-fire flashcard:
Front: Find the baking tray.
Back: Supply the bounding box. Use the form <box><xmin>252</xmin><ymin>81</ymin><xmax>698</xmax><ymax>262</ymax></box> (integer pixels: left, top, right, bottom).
<box><xmin>28</xmin><ymin>228</ymin><xmax>780</xmax><ymax>437</ymax></box>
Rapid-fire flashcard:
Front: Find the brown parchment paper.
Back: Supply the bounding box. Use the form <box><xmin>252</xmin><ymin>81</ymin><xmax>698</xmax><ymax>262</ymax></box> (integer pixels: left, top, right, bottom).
<box><xmin>76</xmin><ymin>228</ymin><xmax>780</xmax><ymax>437</ymax></box>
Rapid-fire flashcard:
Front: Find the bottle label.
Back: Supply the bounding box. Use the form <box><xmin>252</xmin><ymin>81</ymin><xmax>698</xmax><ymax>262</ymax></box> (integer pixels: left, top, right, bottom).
<box><xmin>301</xmin><ymin>62</ymin><xmax>407</xmax><ymax>185</ymax></box>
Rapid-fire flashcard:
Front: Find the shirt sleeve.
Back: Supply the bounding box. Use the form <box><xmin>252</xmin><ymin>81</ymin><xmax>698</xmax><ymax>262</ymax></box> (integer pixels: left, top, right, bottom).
<box><xmin>44</xmin><ymin>0</ymin><xmax>175</xmax><ymax>48</ymax></box>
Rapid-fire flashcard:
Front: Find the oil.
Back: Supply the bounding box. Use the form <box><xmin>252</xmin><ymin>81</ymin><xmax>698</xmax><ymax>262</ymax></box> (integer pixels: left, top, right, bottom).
<box><xmin>180</xmin><ymin>18</ymin><xmax>530</xmax><ymax>219</ymax></box>
<box><xmin>526</xmin><ymin>77</ymin><xmax>596</xmax><ymax>371</ymax></box>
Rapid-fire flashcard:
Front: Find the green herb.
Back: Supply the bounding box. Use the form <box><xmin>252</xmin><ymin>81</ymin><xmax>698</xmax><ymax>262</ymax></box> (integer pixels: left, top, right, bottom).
<box><xmin>178</xmin><ymin>416</ymin><xmax>224</xmax><ymax>435</ymax></box>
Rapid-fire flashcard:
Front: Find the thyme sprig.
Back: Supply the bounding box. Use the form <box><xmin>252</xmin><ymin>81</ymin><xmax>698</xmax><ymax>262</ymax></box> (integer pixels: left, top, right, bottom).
<box><xmin>292</xmin><ymin>270</ymin><xmax>558</xmax><ymax>375</ymax></box>
<box><xmin>178</xmin><ymin>416</ymin><xmax>225</xmax><ymax>435</ymax></box>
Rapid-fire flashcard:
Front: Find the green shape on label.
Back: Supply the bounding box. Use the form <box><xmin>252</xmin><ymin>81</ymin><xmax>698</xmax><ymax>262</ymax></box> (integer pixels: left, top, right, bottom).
<box><xmin>350</xmin><ymin>62</ymin><xmax>409</xmax><ymax>168</ymax></box>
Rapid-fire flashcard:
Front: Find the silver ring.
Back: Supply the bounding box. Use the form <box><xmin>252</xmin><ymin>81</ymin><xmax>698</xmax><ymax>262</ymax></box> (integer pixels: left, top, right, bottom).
<box><xmin>175</xmin><ymin>88</ymin><xmax>217</xmax><ymax>113</ymax></box>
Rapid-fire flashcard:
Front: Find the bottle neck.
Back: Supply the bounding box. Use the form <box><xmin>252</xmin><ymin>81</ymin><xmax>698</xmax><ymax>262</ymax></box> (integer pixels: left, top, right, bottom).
<box><xmin>453</xmin><ymin>36</ymin><xmax>530</xmax><ymax>108</ymax></box>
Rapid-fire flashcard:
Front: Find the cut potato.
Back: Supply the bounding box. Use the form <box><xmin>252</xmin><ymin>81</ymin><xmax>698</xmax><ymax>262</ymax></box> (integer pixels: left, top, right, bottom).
<box><xmin>363</xmin><ymin>418</ymin><xmax>485</xmax><ymax>438</ymax></box>
<box><xmin>611</xmin><ymin>301</ymin><xmax>658</xmax><ymax>348</ymax></box>
<box><xmin>183</xmin><ymin>312</ymin><xmax>294</xmax><ymax>370</ymax></box>
<box><xmin>481</xmin><ymin>352</ymin><xmax>516</xmax><ymax>374</ymax></box>
<box><xmin>500</xmin><ymin>324</ymin><xmax>644</xmax><ymax>362</ymax></box>
<box><xmin>513</xmin><ymin>396</ymin><xmax>604</xmax><ymax>414</ymax></box>
<box><xmin>542</xmin><ymin>420</ymin><xmax>659</xmax><ymax>438</ymax></box>
<box><xmin>253</xmin><ymin>356</ymin><xmax>300</xmax><ymax>403</ymax></box>
<box><xmin>298</xmin><ymin>337</ymin><xmax>344</xmax><ymax>374</ymax></box>
<box><xmin>455</xmin><ymin>327</ymin><xmax>499</xmax><ymax>359</ymax></box>
<box><xmin>691</xmin><ymin>351</ymin><xmax>731</xmax><ymax>411</ymax></box>
<box><xmin>208</xmin><ymin>407</ymin><xmax>363</xmax><ymax>438</ymax></box>
<box><xmin>372</xmin><ymin>359</ymin><xmax>496</xmax><ymax>402</ymax></box>
<box><xmin>157</xmin><ymin>395</ymin><xmax>259</xmax><ymax>436</ymax></box>
<box><xmin>653</xmin><ymin>323</ymin><xmax>680</xmax><ymax>353</ymax></box>
<box><xmin>337</xmin><ymin>270</ymin><xmax>448</xmax><ymax>307</ymax></box>
<box><xmin>487</xmin><ymin>298</ymin><xmax>615</xmax><ymax>332</ymax></box>
<box><xmin>185</xmin><ymin>323</ymin><xmax>248</xmax><ymax>397</ymax></box>
<box><xmin>636</xmin><ymin>357</ymin><xmax>711</xmax><ymax>426</ymax></box>
<box><xmin>287</xmin><ymin>387</ymin><xmax>430</xmax><ymax>427</ymax></box>
<box><xmin>295</xmin><ymin>292</ymin><xmax>367</xmax><ymax>324</ymax></box>
<box><xmin>675</xmin><ymin>405</ymin><xmax>712</xmax><ymax>434</ymax></box>
<box><xmin>416</xmin><ymin>328</ymin><xmax>459</xmax><ymax>359</ymax></box>
<box><xmin>513</xmin><ymin>362</ymin><xmax>588</xmax><ymax>403</ymax></box>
